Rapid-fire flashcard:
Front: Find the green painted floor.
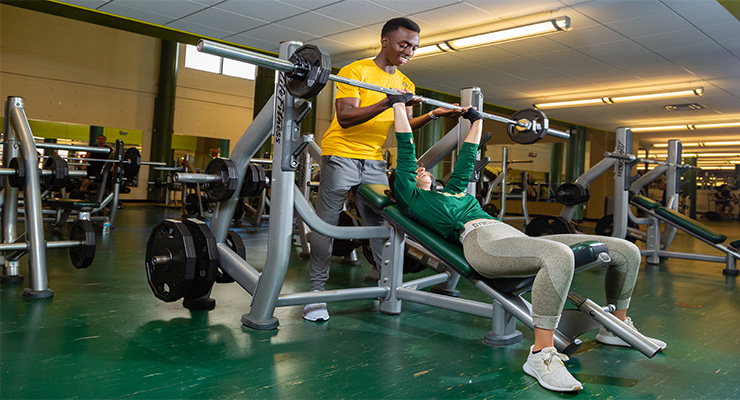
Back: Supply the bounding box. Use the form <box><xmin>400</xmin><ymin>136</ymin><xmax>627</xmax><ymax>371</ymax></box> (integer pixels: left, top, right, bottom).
<box><xmin>1</xmin><ymin>205</ymin><xmax>739</xmax><ymax>399</ymax></box>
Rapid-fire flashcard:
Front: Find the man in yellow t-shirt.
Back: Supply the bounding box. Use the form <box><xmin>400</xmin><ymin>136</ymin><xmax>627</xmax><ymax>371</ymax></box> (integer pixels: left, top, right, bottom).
<box><xmin>304</xmin><ymin>17</ymin><xmax>466</xmax><ymax>322</ymax></box>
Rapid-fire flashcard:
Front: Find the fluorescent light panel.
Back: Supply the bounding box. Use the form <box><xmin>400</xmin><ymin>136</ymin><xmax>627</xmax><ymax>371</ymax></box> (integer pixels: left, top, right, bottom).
<box><xmin>652</xmin><ymin>141</ymin><xmax>740</xmax><ymax>148</ymax></box>
<box><xmin>632</xmin><ymin>121</ymin><xmax>740</xmax><ymax>132</ymax></box>
<box><xmin>412</xmin><ymin>16</ymin><xmax>570</xmax><ymax>58</ymax></box>
<box><xmin>535</xmin><ymin>88</ymin><xmax>703</xmax><ymax>109</ymax></box>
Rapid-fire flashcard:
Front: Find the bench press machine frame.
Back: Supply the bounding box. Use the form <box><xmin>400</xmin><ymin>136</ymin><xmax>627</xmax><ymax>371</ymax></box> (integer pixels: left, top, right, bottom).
<box><xmin>173</xmin><ymin>40</ymin><xmax>661</xmax><ymax>359</ymax></box>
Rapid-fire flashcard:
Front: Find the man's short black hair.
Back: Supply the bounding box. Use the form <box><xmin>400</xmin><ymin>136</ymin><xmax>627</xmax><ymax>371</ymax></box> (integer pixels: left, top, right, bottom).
<box><xmin>381</xmin><ymin>17</ymin><xmax>420</xmax><ymax>37</ymax></box>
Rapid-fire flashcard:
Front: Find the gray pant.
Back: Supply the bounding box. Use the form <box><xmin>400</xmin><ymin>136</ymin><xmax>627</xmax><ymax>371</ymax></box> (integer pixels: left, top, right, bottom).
<box><xmin>461</xmin><ymin>223</ymin><xmax>640</xmax><ymax>330</ymax></box>
<box><xmin>309</xmin><ymin>155</ymin><xmax>388</xmax><ymax>291</ymax></box>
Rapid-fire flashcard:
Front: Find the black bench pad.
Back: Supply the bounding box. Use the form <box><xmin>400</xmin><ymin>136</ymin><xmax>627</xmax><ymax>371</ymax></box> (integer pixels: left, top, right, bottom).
<box><xmin>44</xmin><ymin>198</ymin><xmax>100</xmax><ymax>211</ymax></box>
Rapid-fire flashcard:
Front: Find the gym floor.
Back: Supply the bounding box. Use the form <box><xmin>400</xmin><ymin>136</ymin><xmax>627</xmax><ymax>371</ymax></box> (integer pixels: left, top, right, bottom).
<box><xmin>1</xmin><ymin>205</ymin><xmax>739</xmax><ymax>399</ymax></box>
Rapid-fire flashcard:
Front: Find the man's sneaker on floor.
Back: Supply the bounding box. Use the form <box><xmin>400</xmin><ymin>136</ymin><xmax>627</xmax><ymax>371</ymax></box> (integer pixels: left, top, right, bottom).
<box><xmin>302</xmin><ymin>303</ymin><xmax>329</xmax><ymax>322</ymax></box>
<box><xmin>523</xmin><ymin>346</ymin><xmax>583</xmax><ymax>392</ymax></box>
<box><xmin>363</xmin><ymin>267</ymin><xmax>380</xmax><ymax>284</ymax></box>
<box><xmin>596</xmin><ymin>317</ymin><xmax>667</xmax><ymax>349</ymax></box>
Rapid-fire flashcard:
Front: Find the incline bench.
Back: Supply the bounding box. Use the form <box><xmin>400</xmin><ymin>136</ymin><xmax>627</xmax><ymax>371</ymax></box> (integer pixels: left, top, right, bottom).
<box><xmin>631</xmin><ymin>195</ymin><xmax>739</xmax><ymax>275</ymax></box>
<box><xmin>357</xmin><ymin>184</ymin><xmax>662</xmax><ymax>358</ymax></box>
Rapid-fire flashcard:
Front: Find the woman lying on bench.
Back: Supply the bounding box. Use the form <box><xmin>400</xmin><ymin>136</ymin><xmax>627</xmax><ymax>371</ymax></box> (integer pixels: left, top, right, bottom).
<box><xmin>387</xmin><ymin>92</ymin><xmax>666</xmax><ymax>393</ymax></box>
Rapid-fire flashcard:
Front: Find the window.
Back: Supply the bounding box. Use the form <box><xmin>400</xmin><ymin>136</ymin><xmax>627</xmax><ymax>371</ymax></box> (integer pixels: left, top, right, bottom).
<box><xmin>184</xmin><ymin>44</ymin><xmax>256</xmax><ymax>80</ymax></box>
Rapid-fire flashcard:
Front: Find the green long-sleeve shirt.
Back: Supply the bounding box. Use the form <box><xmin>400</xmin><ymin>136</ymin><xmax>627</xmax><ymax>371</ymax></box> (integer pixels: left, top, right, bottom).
<box><xmin>394</xmin><ymin>131</ymin><xmax>494</xmax><ymax>242</ymax></box>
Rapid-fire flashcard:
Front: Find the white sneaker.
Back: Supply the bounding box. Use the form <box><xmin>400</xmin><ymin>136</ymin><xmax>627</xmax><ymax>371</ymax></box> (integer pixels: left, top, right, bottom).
<box><xmin>523</xmin><ymin>346</ymin><xmax>583</xmax><ymax>392</ymax></box>
<box><xmin>302</xmin><ymin>303</ymin><xmax>329</xmax><ymax>322</ymax></box>
<box><xmin>596</xmin><ymin>317</ymin><xmax>667</xmax><ymax>349</ymax></box>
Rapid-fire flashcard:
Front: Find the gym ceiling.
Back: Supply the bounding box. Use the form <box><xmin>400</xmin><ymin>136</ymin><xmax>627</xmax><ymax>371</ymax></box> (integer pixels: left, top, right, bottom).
<box><xmin>10</xmin><ymin>0</ymin><xmax>740</xmax><ymax>161</ymax></box>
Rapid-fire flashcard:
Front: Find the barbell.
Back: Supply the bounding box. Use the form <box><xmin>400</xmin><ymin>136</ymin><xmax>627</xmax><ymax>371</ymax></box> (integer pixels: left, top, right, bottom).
<box><xmin>174</xmin><ymin>159</ymin><xmax>269</xmax><ymax>202</ymax></box>
<box><xmin>1</xmin><ymin>155</ymin><xmax>87</xmax><ymax>190</ymax></box>
<box><xmin>603</xmin><ymin>152</ymin><xmax>702</xmax><ymax>171</ymax></box>
<box><xmin>197</xmin><ymin>40</ymin><xmax>569</xmax><ymax>144</ymax></box>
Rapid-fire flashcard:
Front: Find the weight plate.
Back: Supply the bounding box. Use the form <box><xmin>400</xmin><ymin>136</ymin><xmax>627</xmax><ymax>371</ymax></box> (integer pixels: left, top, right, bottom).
<box><xmin>69</xmin><ymin>219</ymin><xmax>96</xmax><ymax>269</ymax></box>
<box><xmin>507</xmin><ymin>108</ymin><xmax>549</xmax><ymax>144</ymax></box>
<box><xmin>525</xmin><ymin>215</ymin><xmax>577</xmax><ymax>237</ymax></box>
<box><xmin>555</xmin><ymin>183</ymin><xmax>591</xmax><ymax>206</ymax></box>
<box><xmin>595</xmin><ymin>214</ymin><xmax>639</xmax><ymax>243</ymax></box>
<box><xmin>286</xmin><ymin>44</ymin><xmax>331</xmax><ymax>99</ymax></box>
<box><xmin>482</xmin><ymin>203</ymin><xmax>499</xmax><ymax>218</ymax></box>
<box><xmin>183</xmin><ymin>193</ymin><xmax>202</xmax><ymax>217</ymax></box>
<box><xmin>182</xmin><ymin>219</ymin><xmax>218</xmax><ymax>299</ymax></box>
<box><xmin>8</xmin><ymin>158</ymin><xmax>25</xmax><ymax>188</ymax></box>
<box><xmin>43</xmin><ymin>153</ymin><xmax>70</xmax><ymax>191</ymax></box>
<box><xmin>215</xmin><ymin>230</ymin><xmax>245</xmax><ymax>283</ymax></box>
<box><xmin>205</xmin><ymin>158</ymin><xmax>238</xmax><ymax>202</ymax></box>
<box><xmin>145</xmin><ymin>219</ymin><xmax>197</xmax><ymax>302</ymax></box>
<box><xmin>240</xmin><ymin>163</ymin><xmax>267</xmax><ymax>198</ymax></box>
<box><xmin>233</xmin><ymin>198</ymin><xmax>246</xmax><ymax>221</ymax></box>
<box><xmin>332</xmin><ymin>210</ymin><xmax>363</xmax><ymax>256</ymax></box>
<box><xmin>122</xmin><ymin>147</ymin><xmax>141</xmax><ymax>180</ymax></box>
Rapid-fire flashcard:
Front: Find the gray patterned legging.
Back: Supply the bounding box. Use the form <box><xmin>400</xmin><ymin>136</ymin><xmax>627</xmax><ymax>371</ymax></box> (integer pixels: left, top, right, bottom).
<box><xmin>461</xmin><ymin>222</ymin><xmax>640</xmax><ymax>330</ymax></box>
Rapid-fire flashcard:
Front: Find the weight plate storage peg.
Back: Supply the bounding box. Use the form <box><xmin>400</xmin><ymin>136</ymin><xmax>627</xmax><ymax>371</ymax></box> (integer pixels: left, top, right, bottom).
<box><xmin>122</xmin><ymin>147</ymin><xmax>142</xmax><ymax>180</ymax></box>
<box><xmin>205</xmin><ymin>158</ymin><xmax>239</xmax><ymax>202</ymax></box>
<box><xmin>525</xmin><ymin>215</ymin><xmax>577</xmax><ymax>236</ymax></box>
<box><xmin>506</xmin><ymin>108</ymin><xmax>549</xmax><ymax>144</ymax></box>
<box><xmin>145</xmin><ymin>219</ymin><xmax>198</xmax><ymax>302</ymax></box>
<box><xmin>286</xmin><ymin>44</ymin><xmax>331</xmax><ymax>99</ymax></box>
<box><xmin>182</xmin><ymin>218</ymin><xmax>219</xmax><ymax>300</ymax></box>
<box><xmin>69</xmin><ymin>219</ymin><xmax>96</xmax><ymax>269</ymax></box>
<box><xmin>215</xmin><ymin>230</ymin><xmax>246</xmax><ymax>283</ymax></box>
<box><xmin>43</xmin><ymin>153</ymin><xmax>69</xmax><ymax>191</ymax></box>
<box><xmin>555</xmin><ymin>183</ymin><xmax>591</xmax><ymax>206</ymax></box>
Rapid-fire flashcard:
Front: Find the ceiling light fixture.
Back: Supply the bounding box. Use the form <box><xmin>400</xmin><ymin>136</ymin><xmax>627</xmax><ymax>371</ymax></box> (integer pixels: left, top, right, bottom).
<box><xmin>412</xmin><ymin>16</ymin><xmax>571</xmax><ymax>58</ymax></box>
<box><xmin>631</xmin><ymin>121</ymin><xmax>740</xmax><ymax>132</ymax></box>
<box><xmin>652</xmin><ymin>141</ymin><xmax>740</xmax><ymax>148</ymax></box>
<box><xmin>535</xmin><ymin>88</ymin><xmax>704</xmax><ymax>109</ymax></box>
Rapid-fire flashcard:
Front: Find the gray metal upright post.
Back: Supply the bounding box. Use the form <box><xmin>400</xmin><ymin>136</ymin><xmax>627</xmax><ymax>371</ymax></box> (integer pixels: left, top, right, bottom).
<box><xmin>242</xmin><ymin>41</ymin><xmax>304</xmax><ymax>330</ymax></box>
<box><xmin>6</xmin><ymin>97</ymin><xmax>52</xmax><ymax>298</ymax></box>
<box><xmin>660</xmin><ymin>140</ymin><xmax>682</xmax><ymax>248</ymax></box>
<box><xmin>611</xmin><ymin>127</ymin><xmax>632</xmax><ymax>240</ymax></box>
<box><xmin>2</xmin><ymin>97</ymin><xmax>22</xmax><ymax>282</ymax></box>
<box><xmin>459</xmin><ymin>87</ymin><xmax>483</xmax><ymax>195</ymax></box>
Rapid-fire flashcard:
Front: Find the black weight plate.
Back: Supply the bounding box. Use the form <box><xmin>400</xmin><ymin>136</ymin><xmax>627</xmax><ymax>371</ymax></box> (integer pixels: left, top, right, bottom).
<box><xmin>525</xmin><ymin>215</ymin><xmax>577</xmax><ymax>237</ymax></box>
<box><xmin>482</xmin><ymin>203</ymin><xmax>499</xmax><ymax>218</ymax></box>
<box><xmin>507</xmin><ymin>108</ymin><xmax>549</xmax><ymax>144</ymax></box>
<box><xmin>332</xmin><ymin>210</ymin><xmax>363</xmax><ymax>256</ymax></box>
<box><xmin>183</xmin><ymin>193</ymin><xmax>202</xmax><ymax>217</ymax></box>
<box><xmin>595</xmin><ymin>214</ymin><xmax>639</xmax><ymax>243</ymax></box>
<box><xmin>145</xmin><ymin>219</ymin><xmax>197</xmax><ymax>302</ymax></box>
<box><xmin>216</xmin><ymin>230</ymin><xmax>245</xmax><ymax>283</ymax></box>
<box><xmin>69</xmin><ymin>219</ymin><xmax>96</xmax><ymax>269</ymax></box>
<box><xmin>182</xmin><ymin>219</ymin><xmax>218</xmax><ymax>299</ymax></box>
<box><xmin>205</xmin><ymin>158</ymin><xmax>238</xmax><ymax>202</ymax></box>
<box><xmin>122</xmin><ymin>147</ymin><xmax>141</xmax><ymax>180</ymax></box>
<box><xmin>233</xmin><ymin>198</ymin><xmax>246</xmax><ymax>221</ymax></box>
<box><xmin>240</xmin><ymin>163</ymin><xmax>267</xmax><ymax>198</ymax></box>
<box><xmin>8</xmin><ymin>157</ymin><xmax>24</xmax><ymax>188</ymax></box>
<box><xmin>555</xmin><ymin>183</ymin><xmax>591</xmax><ymax>206</ymax></box>
<box><xmin>43</xmin><ymin>153</ymin><xmax>69</xmax><ymax>191</ymax></box>
<box><xmin>287</xmin><ymin>44</ymin><xmax>331</xmax><ymax>99</ymax></box>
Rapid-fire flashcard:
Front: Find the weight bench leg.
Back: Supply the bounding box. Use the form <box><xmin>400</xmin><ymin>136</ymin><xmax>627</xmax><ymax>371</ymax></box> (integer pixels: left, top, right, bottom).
<box><xmin>723</xmin><ymin>253</ymin><xmax>739</xmax><ymax>276</ymax></box>
<box><xmin>484</xmin><ymin>300</ymin><xmax>522</xmax><ymax>346</ymax></box>
<box><xmin>379</xmin><ymin>227</ymin><xmax>405</xmax><ymax>315</ymax></box>
<box><xmin>430</xmin><ymin>271</ymin><xmax>461</xmax><ymax>297</ymax></box>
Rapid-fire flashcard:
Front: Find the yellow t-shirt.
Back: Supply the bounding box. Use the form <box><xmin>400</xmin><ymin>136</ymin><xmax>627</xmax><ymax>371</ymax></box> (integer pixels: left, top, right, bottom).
<box><xmin>321</xmin><ymin>59</ymin><xmax>415</xmax><ymax>160</ymax></box>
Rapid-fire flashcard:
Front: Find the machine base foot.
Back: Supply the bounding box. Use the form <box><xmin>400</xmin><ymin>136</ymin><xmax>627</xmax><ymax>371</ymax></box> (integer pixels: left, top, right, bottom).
<box><xmin>241</xmin><ymin>314</ymin><xmax>279</xmax><ymax>330</ymax></box>
<box><xmin>483</xmin><ymin>330</ymin><xmax>522</xmax><ymax>346</ymax></box>
<box><xmin>1</xmin><ymin>275</ymin><xmax>24</xmax><ymax>284</ymax></box>
<box><xmin>22</xmin><ymin>288</ymin><xmax>53</xmax><ymax>299</ymax></box>
<box><xmin>183</xmin><ymin>297</ymin><xmax>216</xmax><ymax>311</ymax></box>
